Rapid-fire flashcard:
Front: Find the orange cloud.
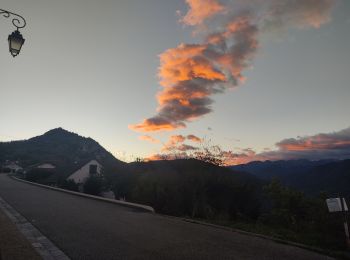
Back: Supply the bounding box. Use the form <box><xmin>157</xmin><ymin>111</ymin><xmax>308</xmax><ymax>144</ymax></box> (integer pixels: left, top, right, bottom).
<box><xmin>181</xmin><ymin>0</ymin><xmax>224</xmax><ymax>26</ymax></box>
<box><xmin>129</xmin><ymin>118</ymin><xmax>185</xmax><ymax>132</ymax></box>
<box><xmin>130</xmin><ymin>0</ymin><xmax>335</xmax><ymax>133</ymax></box>
<box><xmin>132</xmin><ymin>17</ymin><xmax>258</xmax><ymax>132</ymax></box>
<box><xmin>162</xmin><ymin>135</ymin><xmax>187</xmax><ymax>152</ymax></box>
<box><xmin>162</xmin><ymin>134</ymin><xmax>202</xmax><ymax>152</ymax></box>
<box><xmin>158</xmin><ymin>44</ymin><xmax>226</xmax><ymax>87</ymax></box>
<box><xmin>169</xmin><ymin>135</ymin><xmax>186</xmax><ymax>144</ymax></box>
<box><xmin>138</xmin><ymin>135</ymin><xmax>159</xmax><ymax>143</ymax></box>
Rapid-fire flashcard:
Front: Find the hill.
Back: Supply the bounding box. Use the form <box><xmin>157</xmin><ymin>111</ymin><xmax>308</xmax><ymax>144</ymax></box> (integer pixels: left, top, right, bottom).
<box><xmin>108</xmin><ymin>159</ymin><xmax>262</xmax><ymax>219</ymax></box>
<box><xmin>0</xmin><ymin>128</ymin><xmax>126</xmax><ymax>176</ymax></box>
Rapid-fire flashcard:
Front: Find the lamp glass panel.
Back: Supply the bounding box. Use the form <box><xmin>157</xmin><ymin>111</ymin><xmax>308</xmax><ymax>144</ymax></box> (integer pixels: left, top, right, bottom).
<box><xmin>10</xmin><ymin>38</ymin><xmax>23</xmax><ymax>51</ymax></box>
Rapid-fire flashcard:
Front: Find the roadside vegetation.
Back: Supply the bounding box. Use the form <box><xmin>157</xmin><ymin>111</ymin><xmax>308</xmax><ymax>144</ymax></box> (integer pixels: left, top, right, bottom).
<box><xmin>18</xmin><ymin>157</ymin><xmax>349</xmax><ymax>252</ymax></box>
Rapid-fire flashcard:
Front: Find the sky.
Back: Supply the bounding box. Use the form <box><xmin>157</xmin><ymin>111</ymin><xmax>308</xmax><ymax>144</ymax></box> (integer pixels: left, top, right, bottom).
<box><xmin>1</xmin><ymin>0</ymin><xmax>349</xmax><ymax>164</ymax></box>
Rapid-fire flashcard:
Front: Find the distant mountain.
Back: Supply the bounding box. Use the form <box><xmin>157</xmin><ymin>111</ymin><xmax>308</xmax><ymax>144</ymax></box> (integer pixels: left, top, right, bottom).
<box><xmin>230</xmin><ymin>159</ymin><xmax>350</xmax><ymax>196</ymax></box>
<box><xmin>288</xmin><ymin>159</ymin><xmax>350</xmax><ymax>197</ymax></box>
<box><xmin>0</xmin><ymin>128</ymin><xmax>125</xmax><ymax>176</ymax></box>
<box><xmin>230</xmin><ymin>159</ymin><xmax>336</xmax><ymax>180</ymax></box>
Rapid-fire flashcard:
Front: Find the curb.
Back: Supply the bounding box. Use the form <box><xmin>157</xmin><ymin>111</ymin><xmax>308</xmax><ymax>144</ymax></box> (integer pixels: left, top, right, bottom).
<box><xmin>0</xmin><ymin>195</ymin><xmax>70</xmax><ymax>260</ymax></box>
<box><xmin>10</xmin><ymin>175</ymin><xmax>155</xmax><ymax>213</ymax></box>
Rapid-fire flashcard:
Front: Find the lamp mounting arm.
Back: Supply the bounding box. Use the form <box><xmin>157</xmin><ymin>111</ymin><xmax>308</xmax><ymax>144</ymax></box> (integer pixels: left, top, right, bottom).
<box><xmin>0</xmin><ymin>9</ymin><xmax>26</xmax><ymax>30</ymax></box>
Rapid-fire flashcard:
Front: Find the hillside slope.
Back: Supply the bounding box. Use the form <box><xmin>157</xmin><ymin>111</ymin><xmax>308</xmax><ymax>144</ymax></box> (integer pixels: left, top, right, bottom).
<box><xmin>0</xmin><ymin>128</ymin><xmax>125</xmax><ymax>176</ymax></box>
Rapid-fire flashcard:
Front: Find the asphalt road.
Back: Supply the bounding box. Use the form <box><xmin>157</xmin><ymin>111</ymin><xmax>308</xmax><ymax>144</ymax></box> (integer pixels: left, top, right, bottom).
<box><xmin>0</xmin><ymin>174</ymin><xmax>332</xmax><ymax>260</ymax></box>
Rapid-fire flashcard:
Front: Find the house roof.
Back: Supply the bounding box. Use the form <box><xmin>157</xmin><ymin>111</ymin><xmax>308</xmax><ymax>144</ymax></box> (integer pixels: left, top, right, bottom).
<box><xmin>4</xmin><ymin>162</ymin><xmax>23</xmax><ymax>169</ymax></box>
<box><xmin>66</xmin><ymin>159</ymin><xmax>103</xmax><ymax>179</ymax></box>
<box><xmin>26</xmin><ymin>162</ymin><xmax>56</xmax><ymax>170</ymax></box>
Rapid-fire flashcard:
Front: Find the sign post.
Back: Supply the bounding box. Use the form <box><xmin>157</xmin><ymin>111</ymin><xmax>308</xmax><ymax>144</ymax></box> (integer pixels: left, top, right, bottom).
<box><xmin>326</xmin><ymin>197</ymin><xmax>350</xmax><ymax>249</ymax></box>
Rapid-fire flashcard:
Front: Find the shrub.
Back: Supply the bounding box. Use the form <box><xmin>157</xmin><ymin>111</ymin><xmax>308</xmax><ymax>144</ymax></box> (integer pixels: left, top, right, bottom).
<box><xmin>83</xmin><ymin>175</ymin><xmax>103</xmax><ymax>195</ymax></box>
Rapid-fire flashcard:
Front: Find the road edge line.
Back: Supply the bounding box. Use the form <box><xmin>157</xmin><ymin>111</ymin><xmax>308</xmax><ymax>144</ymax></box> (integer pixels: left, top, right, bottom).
<box><xmin>10</xmin><ymin>175</ymin><xmax>155</xmax><ymax>213</ymax></box>
<box><xmin>0</xmin><ymin>195</ymin><xmax>70</xmax><ymax>260</ymax></box>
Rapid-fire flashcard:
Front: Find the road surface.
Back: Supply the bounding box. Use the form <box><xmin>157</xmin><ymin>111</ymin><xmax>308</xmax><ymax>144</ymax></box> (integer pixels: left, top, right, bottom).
<box><xmin>0</xmin><ymin>174</ymin><xmax>332</xmax><ymax>260</ymax></box>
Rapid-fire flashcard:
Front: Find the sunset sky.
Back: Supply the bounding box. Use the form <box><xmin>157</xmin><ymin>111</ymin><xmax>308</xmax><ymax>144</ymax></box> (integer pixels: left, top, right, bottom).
<box><xmin>1</xmin><ymin>0</ymin><xmax>350</xmax><ymax>164</ymax></box>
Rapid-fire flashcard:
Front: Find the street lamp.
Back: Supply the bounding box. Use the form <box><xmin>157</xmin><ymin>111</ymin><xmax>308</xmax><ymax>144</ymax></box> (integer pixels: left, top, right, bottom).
<box><xmin>8</xmin><ymin>30</ymin><xmax>25</xmax><ymax>57</ymax></box>
<box><xmin>0</xmin><ymin>9</ymin><xmax>26</xmax><ymax>57</ymax></box>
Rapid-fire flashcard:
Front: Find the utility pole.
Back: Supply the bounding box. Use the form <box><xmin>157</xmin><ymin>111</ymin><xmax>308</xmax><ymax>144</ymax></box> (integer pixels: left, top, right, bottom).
<box><xmin>340</xmin><ymin>197</ymin><xmax>350</xmax><ymax>249</ymax></box>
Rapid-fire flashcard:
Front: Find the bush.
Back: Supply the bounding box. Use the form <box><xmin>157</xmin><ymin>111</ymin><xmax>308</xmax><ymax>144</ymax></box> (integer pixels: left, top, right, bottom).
<box><xmin>59</xmin><ymin>179</ymin><xmax>79</xmax><ymax>192</ymax></box>
<box><xmin>25</xmin><ymin>169</ymin><xmax>53</xmax><ymax>183</ymax></box>
<box><xmin>261</xmin><ymin>179</ymin><xmax>345</xmax><ymax>250</ymax></box>
<box><xmin>83</xmin><ymin>175</ymin><xmax>103</xmax><ymax>195</ymax></box>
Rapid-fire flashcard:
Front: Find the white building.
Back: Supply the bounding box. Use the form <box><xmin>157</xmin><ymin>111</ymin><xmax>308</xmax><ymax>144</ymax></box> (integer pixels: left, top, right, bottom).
<box><xmin>67</xmin><ymin>159</ymin><xmax>102</xmax><ymax>184</ymax></box>
<box><xmin>4</xmin><ymin>162</ymin><xmax>23</xmax><ymax>173</ymax></box>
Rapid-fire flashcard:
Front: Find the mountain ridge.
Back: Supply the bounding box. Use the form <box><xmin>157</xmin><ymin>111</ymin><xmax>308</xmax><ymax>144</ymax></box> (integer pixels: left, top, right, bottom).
<box><xmin>231</xmin><ymin>159</ymin><xmax>350</xmax><ymax>196</ymax></box>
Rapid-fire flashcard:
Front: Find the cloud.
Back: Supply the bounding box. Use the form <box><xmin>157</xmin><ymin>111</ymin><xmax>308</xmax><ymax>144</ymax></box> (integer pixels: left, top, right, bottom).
<box><xmin>262</xmin><ymin>0</ymin><xmax>335</xmax><ymax>30</ymax></box>
<box><xmin>276</xmin><ymin>128</ymin><xmax>350</xmax><ymax>151</ymax></box>
<box><xmin>187</xmin><ymin>134</ymin><xmax>202</xmax><ymax>143</ymax></box>
<box><xmin>231</xmin><ymin>127</ymin><xmax>350</xmax><ymax>164</ymax></box>
<box><xmin>168</xmin><ymin>135</ymin><xmax>186</xmax><ymax>145</ymax></box>
<box><xmin>181</xmin><ymin>0</ymin><xmax>224</xmax><ymax>26</ymax></box>
<box><xmin>177</xmin><ymin>144</ymin><xmax>199</xmax><ymax>151</ymax></box>
<box><xmin>131</xmin><ymin>0</ymin><xmax>335</xmax><ymax>133</ymax></box>
<box><xmin>130</xmin><ymin>117</ymin><xmax>185</xmax><ymax>132</ymax></box>
<box><xmin>162</xmin><ymin>134</ymin><xmax>201</xmax><ymax>152</ymax></box>
<box><xmin>138</xmin><ymin>135</ymin><xmax>160</xmax><ymax>143</ymax></box>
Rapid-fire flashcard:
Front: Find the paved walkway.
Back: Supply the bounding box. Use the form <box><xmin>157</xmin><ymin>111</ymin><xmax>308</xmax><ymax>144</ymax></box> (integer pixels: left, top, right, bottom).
<box><xmin>0</xmin><ymin>174</ymin><xmax>333</xmax><ymax>260</ymax></box>
<box><xmin>0</xmin><ymin>206</ymin><xmax>41</xmax><ymax>260</ymax></box>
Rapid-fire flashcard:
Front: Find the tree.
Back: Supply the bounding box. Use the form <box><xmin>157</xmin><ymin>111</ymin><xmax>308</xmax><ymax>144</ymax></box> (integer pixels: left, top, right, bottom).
<box><xmin>262</xmin><ymin>179</ymin><xmax>308</xmax><ymax>228</ymax></box>
<box><xmin>193</xmin><ymin>144</ymin><xmax>225</xmax><ymax>166</ymax></box>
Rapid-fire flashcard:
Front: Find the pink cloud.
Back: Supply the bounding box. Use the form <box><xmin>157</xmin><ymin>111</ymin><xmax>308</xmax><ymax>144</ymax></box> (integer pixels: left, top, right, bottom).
<box><xmin>138</xmin><ymin>135</ymin><xmax>160</xmax><ymax>143</ymax></box>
